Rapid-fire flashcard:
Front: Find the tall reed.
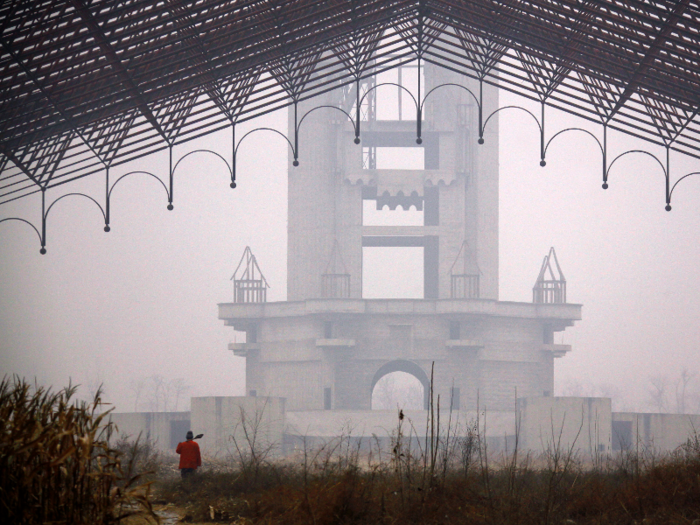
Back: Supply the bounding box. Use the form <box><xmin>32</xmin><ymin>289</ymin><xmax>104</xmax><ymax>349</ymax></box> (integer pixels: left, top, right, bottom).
<box><xmin>0</xmin><ymin>376</ymin><xmax>157</xmax><ymax>524</ymax></box>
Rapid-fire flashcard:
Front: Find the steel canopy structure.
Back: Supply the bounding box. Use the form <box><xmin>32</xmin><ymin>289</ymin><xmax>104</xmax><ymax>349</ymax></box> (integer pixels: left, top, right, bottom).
<box><xmin>1</xmin><ymin>0</ymin><xmax>700</xmax><ymax>212</ymax></box>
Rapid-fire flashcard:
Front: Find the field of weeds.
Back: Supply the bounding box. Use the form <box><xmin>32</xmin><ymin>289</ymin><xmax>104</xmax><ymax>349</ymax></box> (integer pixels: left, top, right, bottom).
<box><xmin>147</xmin><ymin>412</ymin><xmax>700</xmax><ymax>525</ymax></box>
<box><xmin>3</xmin><ymin>376</ymin><xmax>700</xmax><ymax>525</ymax></box>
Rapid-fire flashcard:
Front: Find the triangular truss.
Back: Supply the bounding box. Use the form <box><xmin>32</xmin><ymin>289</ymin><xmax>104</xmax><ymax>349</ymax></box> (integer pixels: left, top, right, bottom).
<box><xmin>3</xmin><ymin>0</ymin><xmax>700</xmax><ymax>205</ymax></box>
<box><xmin>79</xmin><ymin>108</ymin><xmax>138</xmax><ymax>166</ymax></box>
<box><xmin>148</xmin><ymin>89</ymin><xmax>201</xmax><ymax>144</ymax></box>
<box><xmin>211</xmin><ymin>69</ymin><xmax>262</xmax><ymax>123</ymax></box>
<box><xmin>269</xmin><ymin>49</ymin><xmax>324</xmax><ymax>101</ymax></box>
<box><xmin>640</xmin><ymin>93</ymin><xmax>699</xmax><ymax>146</ymax></box>
<box><xmin>11</xmin><ymin>131</ymin><xmax>75</xmax><ymax>188</ymax></box>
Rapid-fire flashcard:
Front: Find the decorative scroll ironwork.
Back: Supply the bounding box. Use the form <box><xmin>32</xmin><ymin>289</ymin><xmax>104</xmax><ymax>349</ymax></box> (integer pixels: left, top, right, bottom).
<box><xmin>2</xmin><ymin>0</ymin><xmax>700</xmax><ymax>252</ymax></box>
<box><xmin>533</xmin><ymin>247</ymin><xmax>566</xmax><ymax>304</ymax></box>
<box><xmin>1</xmin><ymin>0</ymin><xmax>700</xmax><ymax>206</ymax></box>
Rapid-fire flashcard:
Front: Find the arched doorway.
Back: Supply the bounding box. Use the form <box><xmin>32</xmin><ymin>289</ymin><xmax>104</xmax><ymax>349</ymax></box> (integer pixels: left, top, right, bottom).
<box><xmin>370</xmin><ymin>360</ymin><xmax>430</xmax><ymax>410</ymax></box>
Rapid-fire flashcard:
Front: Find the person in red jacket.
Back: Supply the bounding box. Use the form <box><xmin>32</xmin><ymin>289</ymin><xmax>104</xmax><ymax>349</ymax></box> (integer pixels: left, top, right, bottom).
<box><xmin>176</xmin><ymin>430</ymin><xmax>201</xmax><ymax>479</ymax></box>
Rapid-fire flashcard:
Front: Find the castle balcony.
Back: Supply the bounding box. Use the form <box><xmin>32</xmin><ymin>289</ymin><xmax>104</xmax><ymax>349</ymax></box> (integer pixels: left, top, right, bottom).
<box><xmin>228</xmin><ymin>342</ymin><xmax>260</xmax><ymax>357</ymax></box>
<box><xmin>445</xmin><ymin>339</ymin><xmax>484</xmax><ymax>350</ymax></box>
<box><xmin>315</xmin><ymin>339</ymin><xmax>356</xmax><ymax>349</ymax></box>
<box><xmin>219</xmin><ymin>298</ymin><xmax>582</xmax><ymax>332</ymax></box>
<box><xmin>542</xmin><ymin>343</ymin><xmax>572</xmax><ymax>358</ymax></box>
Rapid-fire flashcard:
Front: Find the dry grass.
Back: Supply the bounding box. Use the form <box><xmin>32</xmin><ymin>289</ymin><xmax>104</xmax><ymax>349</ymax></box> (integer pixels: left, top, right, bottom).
<box><xmin>150</xmin><ymin>377</ymin><xmax>700</xmax><ymax>525</ymax></box>
<box><xmin>0</xmin><ymin>376</ymin><xmax>157</xmax><ymax>525</ymax></box>
<box><xmin>148</xmin><ymin>419</ymin><xmax>700</xmax><ymax>525</ymax></box>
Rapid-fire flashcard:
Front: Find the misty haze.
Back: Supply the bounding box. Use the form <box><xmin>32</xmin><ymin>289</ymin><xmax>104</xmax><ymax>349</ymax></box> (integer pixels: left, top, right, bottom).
<box><xmin>2</xmin><ymin>3</ymin><xmax>700</xmax><ymax>523</ymax></box>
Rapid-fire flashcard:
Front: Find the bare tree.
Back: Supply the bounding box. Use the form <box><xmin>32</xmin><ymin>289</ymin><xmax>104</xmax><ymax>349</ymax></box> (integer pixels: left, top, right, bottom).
<box><xmin>648</xmin><ymin>375</ymin><xmax>669</xmax><ymax>413</ymax></box>
<box><xmin>674</xmin><ymin>368</ymin><xmax>698</xmax><ymax>414</ymax></box>
<box><xmin>129</xmin><ymin>377</ymin><xmax>146</xmax><ymax>412</ymax></box>
<box><xmin>147</xmin><ymin>375</ymin><xmax>167</xmax><ymax>412</ymax></box>
<box><xmin>170</xmin><ymin>378</ymin><xmax>191</xmax><ymax>411</ymax></box>
<box><xmin>130</xmin><ymin>375</ymin><xmax>192</xmax><ymax>412</ymax></box>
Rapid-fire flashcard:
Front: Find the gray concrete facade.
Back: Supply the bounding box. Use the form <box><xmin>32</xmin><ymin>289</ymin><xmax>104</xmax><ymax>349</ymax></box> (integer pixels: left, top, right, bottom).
<box><xmin>219</xmin><ymin>63</ymin><xmax>581</xmax><ymax>418</ymax></box>
<box><xmin>221</xmin><ymin>299</ymin><xmax>579</xmax><ymax>412</ymax></box>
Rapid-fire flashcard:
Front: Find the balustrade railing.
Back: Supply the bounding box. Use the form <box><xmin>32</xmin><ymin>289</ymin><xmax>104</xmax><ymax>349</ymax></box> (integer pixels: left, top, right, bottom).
<box><xmin>322</xmin><ymin>273</ymin><xmax>351</xmax><ymax>298</ymax></box>
<box><xmin>234</xmin><ymin>279</ymin><xmax>267</xmax><ymax>303</ymax></box>
<box><xmin>532</xmin><ymin>280</ymin><xmax>566</xmax><ymax>304</ymax></box>
<box><xmin>451</xmin><ymin>274</ymin><xmax>480</xmax><ymax>299</ymax></box>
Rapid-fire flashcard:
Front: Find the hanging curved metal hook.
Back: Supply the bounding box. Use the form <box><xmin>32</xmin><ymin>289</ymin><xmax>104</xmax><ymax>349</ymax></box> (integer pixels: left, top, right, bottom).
<box><xmin>44</xmin><ymin>193</ymin><xmax>107</xmax><ymax>223</ymax></box>
<box><xmin>483</xmin><ymin>105</ymin><xmax>542</xmax><ymax>138</ymax></box>
<box><xmin>605</xmin><ymin>150</ymin><xmax>667</xmax><ymax>184</ymax></box>
<box><xmin>544</xmin><ymin>128</ymin><xmax>606</xmax><ymax>182</ymax></box>
<box><xmin>235</xmin><ymin>127</ymin><xmax>296</xmax><ymax>166</ymax></box>
<box><xmin>604</xmin><ymin>150</ymin><xmax>668</xmax><ymax>209</ymax></box>
<box><xmin>667</xmin><ymin>171</ymin><xmax>700</xmax><ymax>211</ymax></box>
<box><xmin>484</xmin><ymin>105</ymin><xmax>545</xmax><ymax>166</ymax></box>
<box><xmin>0</xmin><ymin>217</ymin><xmax>43</xmax><ymax>247</ymax></box>
<box><xmin>41</xmin><ymin>193</ymin><xmax>107</xmax><ymax>254</ymax></box>
<box><xmin>359</xmin><ymin>82</ymin><xmax>419</xmax><ymax>111</ymax></box>
<box><xmin>297</xmin><ymin>105</ymin><xmax>355</xmax><ymax>130</ymax></box>
<box><xmin>420</xmin><ymin>82</ymin><xmax>483</xmax><ymax>145</ymax></box>
<box><xmin>108</xmin><ymin>171</ymin><xmax>171</xmax><ymax>203</ymax></box>
<box><xmin>420</xmin><ymin>83</ymin><xmax>480</xmax><ymax>112</ymax></box>
<box><xmin>171</xmin><ymin>149</ymin><xmax>233</xmax><ymax>181</ymax></box>
<box><xmin>360</xmin><ymin>81</ymin><xmax>419</xmax><ymax>143</ymax></box>
<box><xmin>544</xmin><ymin>128</ymin><xmax>604</xmax><ymax>158</ymax></box>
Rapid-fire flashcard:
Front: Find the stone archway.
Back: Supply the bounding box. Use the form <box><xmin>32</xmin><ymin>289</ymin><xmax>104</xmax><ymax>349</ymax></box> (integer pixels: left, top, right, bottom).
<box><xmin>370</xmin><ymin>360</ymin><xmax>430</xmax><ymax>410</ymax></box>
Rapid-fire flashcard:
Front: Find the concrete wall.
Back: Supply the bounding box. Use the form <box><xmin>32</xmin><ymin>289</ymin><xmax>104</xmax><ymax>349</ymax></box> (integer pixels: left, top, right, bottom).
<box><xmin>191</xmin><ymin>396</ymin><xmax>286</xmax><ymax>459</ymax></box>
<box><xmin>285</xmin><ymin>409</ymin><xmax>517</xmax><ymax>454</ymax></box>
<box><xmin>517</xmin><ymin>397</ymin><xmax>612</xmax><ymax>456</ymax></box>
<box><xmin>612</xmin><ymin>412</ymin><xmax>700</xmax><ymax>453</ymax></box>
<box><xmin>110</xmin><ymin>400</ymin><xmax>700</xmax><ymax>459</ymax></box>
<box><xmin>233</xmin><ymin>302</ymin><xmax>575</xmax><ymax>412</ymax></box>
<box><xmin>286</xmin><ymin>64</ymin><xmax>499</xmax><ymax>302</ymax></box>
<box><xmin>109</xmin><ymin>411</ymin><xmax>191</xmax><ymax>453</ymax></box>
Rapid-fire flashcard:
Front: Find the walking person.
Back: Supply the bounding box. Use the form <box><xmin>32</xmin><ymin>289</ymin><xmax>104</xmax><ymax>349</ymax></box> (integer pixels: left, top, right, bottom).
<box><xmin>176</xmin><ymin>430</ymin><xmax>201</xmax><ymax>479</ymax></box>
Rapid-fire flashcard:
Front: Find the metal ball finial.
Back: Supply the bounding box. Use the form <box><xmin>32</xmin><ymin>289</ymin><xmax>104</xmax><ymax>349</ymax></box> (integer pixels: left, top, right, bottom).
<box><xmin>478</xmin><ymin>137</ymin><xmax>484</xmax><ymax>145</ymax></box>
<box><xmin>167</xmin><ymin>203</ymin><xmax>174</xmax><ymax>210</ymax></box>
<box><xmin>293</xmin><ymin>160</ymin><xmax>299</xmax><ymax>167</ymax></box>
<box><xmin>230</xmin><ymin>181</ymin><xmax>237</xmax><ymax>189</ymax></box>
<box><xmin>354</xmin><ymin>137</ymin><xmax>360</xmax><ymax>145</ymax></box>
<box><xmin>104</xmin><ymin>225</ymin><xmax>111</xmax><ymax>232</ymax></box>
<box><xmin>539</xmin><ymin>160</ymin><xmax>546</xmax><ymax>167</ymax></box>
<box><xmin>416</xmin><ymin>137</ymin><xmax>422</xmax><ymax>145</ymax></box>
<box><xmin>40</xmin><ymin>247</ymin><xmax>46</xmax><ymax>255</ymax></box>
<box><xmin>665</xmin><ymin>204</ymin><xmax>672</xmax><ymax>211</ymax></box>
<box><xmin>602</xmin><ymin>182</ymin><xmax>608</xmax><ymax>190</ymax></box>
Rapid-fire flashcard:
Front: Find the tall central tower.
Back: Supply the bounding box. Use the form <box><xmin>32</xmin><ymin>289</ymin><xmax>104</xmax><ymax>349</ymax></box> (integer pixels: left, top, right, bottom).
<box><xmin>220</xmin><ymin>62</ymin><xmax>580</xmax><ymax>415</ymax></box>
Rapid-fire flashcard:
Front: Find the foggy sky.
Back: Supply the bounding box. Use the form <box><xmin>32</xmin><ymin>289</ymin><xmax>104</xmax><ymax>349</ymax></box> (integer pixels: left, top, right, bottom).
<box><xmin>1</xmin><ymin>89</ymin><xmax>699</xmax><ymax>414</ymax></box>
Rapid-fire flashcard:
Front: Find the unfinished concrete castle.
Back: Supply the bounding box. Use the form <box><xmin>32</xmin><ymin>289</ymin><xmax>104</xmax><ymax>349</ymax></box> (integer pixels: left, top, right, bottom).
<box><xmin>219</xmin><ymin>63</ymin><xmax>579</xmax><ymax>415</ymax></box>
<box><xmin>111</xmin><ymin>64</ymin><xmax>700</xmax><ymax>459</ymax></box>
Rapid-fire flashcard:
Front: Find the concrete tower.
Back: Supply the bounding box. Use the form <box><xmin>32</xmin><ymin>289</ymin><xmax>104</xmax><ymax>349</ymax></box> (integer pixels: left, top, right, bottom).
<box><xmin>219</xmin><ymin>62</ymin><xmax>580</xmax><ymax>415</ymax></box>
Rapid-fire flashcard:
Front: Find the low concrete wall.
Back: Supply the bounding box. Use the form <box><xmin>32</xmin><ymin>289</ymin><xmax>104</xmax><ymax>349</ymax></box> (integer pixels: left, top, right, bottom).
<box><xmin>517</xmin><ymin>397</ymin><xmax>612</xmax><ymax>456</ymax></box>
<box><xmin>612</xmin><ymin>412</ymin><xmax>700</xmax><ymax>452</ymax></box>
<box><xmin>108</xmin><ymin>399</ymin><xmax>700</xmax><ymax>459</ymax></box>
<box><xmin>285</xmin><ymin>409</ymin><xmax>514</xmax><ymax>438</ymax></box>
<box><xmin>109</xmin><ymin>411</ymin><xmax>191</xmax><ymax>453</ymax></box>
<box><xmin>190</xmin><ymin>396</ymin><xmax>286</xmax><ymax>459</ymax></box>
<box><xmin>284</xmin><ymin>409</ymin><xmax>518</xmax><ymax>454</ymax></box>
